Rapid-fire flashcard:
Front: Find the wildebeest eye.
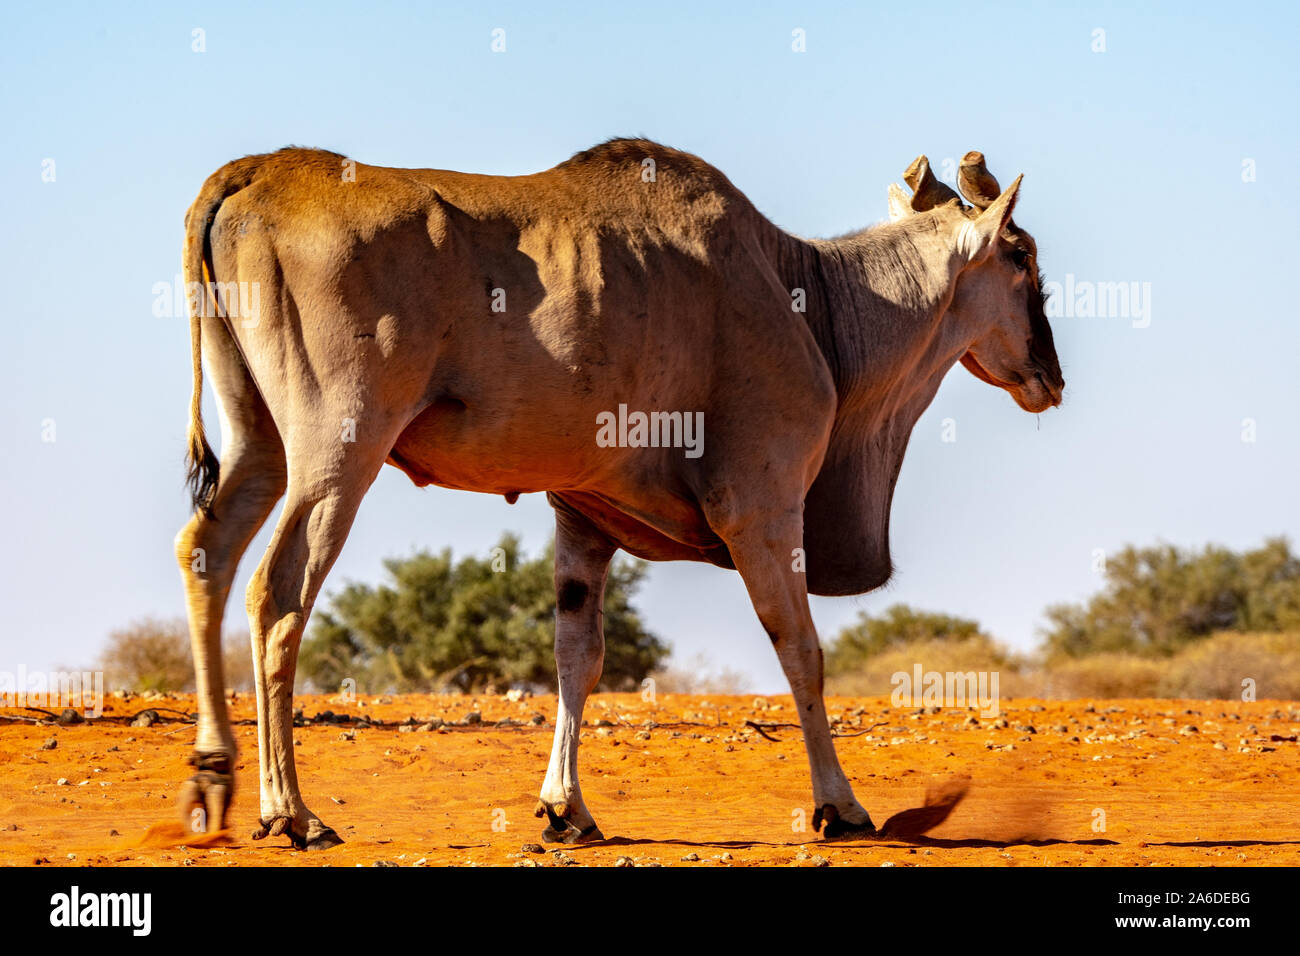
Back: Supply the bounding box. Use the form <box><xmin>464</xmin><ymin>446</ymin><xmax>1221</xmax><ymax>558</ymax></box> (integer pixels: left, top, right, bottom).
<box><xmin>1011</xmin><ymin>248</ymin><xmax>1030</xmax><ymax>271</ymax></box>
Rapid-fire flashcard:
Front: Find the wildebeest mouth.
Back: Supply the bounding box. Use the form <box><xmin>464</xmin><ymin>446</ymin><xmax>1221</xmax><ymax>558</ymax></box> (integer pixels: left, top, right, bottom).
<box><xmin>1013</xmin><ymin>371</ymin><xmax>1064</xmax><ymax>413</ymax></box>
<box><xmin>1032</xmin><ymin>369</ymin><xmax>1065</xmax><ymax>407</ymax></box>
<box><xmin>961</xmin><ymin>352</ymin><xmax>1063</xmax><ymax>411</ymax></box>
<box><xmin>960</xmin><ymin>351</ymin><xmax>1021</xmax><ymax>389</ymax></box>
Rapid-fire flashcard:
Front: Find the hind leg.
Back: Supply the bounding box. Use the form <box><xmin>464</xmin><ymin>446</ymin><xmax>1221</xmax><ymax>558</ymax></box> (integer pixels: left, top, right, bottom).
<box><xmin>244</xmin><ymin>412</ymin><xmax>402</xmax><ymax>849</ymax></box>
<box><xmin>175</xmin><ymin>317</ymin><xmax>286</xmax><ymax>833</ymax></box>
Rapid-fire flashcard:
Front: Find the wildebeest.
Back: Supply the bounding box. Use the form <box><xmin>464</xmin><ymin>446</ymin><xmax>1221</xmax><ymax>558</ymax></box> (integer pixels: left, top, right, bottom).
<box><xmin>175</xmin><ymin>140</ymin><xmax>1062</xmax><ymax>847</ymax></box>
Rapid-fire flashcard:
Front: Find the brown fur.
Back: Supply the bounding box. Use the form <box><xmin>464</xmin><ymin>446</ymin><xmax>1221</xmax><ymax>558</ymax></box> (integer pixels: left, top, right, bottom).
<box><xmin>175</xmin><ymin>139</ymin><xmax>1063</xmax><ymax>844</ymax></box>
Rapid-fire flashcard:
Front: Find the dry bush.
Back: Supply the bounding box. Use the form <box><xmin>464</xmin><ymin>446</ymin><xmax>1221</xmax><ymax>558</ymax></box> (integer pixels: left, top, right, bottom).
<box><xmin>1032</xmin><ymin>632</ymin><xmax>1300</xmax><ymax>700</ymax></box>
<box><xmin>98</xmin><ymin>617</ymin><xmax>254</xmax><ymax>694</ymax></box>
<box><xmin>98</xmin><ymin>617</ymin><xmax>193</xmax><ymax>693</ymax></box>
<box><xmin>1157</xmin><ymin>631</ymin><xmax>1300</xmax><ymax>700</ymax></box>
<box><xmin>648</xmin><ymin>653</ymin><xmax>751</xmax><ymax>694</ymax></box>
<box><xmin>823</xmin><ymin>631</ymin><xmax>1300</xmax><ymax>701</ymax></box>
<box><xmin>1033</xmin><ymin>653</ymin><xmax>1167</xmax><ymax>699</ymax></box>
<box><xmin>221</xmin><ymin>631</ymin><xmax>255</xmax><ymax>693</ymax></box>
<box><xmin>824</xmin><ymin>636</ymin><xmax>1034</xmax><ymax>698</ymax></box>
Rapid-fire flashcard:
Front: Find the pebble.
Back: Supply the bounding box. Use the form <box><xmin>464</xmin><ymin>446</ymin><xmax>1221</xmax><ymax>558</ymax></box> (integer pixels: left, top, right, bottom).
<box><xmin>41</xmin><ymin>738</ymin><xmax>57</xmax><ymax>750</ymax></box>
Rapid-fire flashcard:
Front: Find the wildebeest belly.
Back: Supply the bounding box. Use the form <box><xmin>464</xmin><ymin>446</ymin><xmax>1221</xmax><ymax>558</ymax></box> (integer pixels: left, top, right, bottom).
<box><xmin>548</xmin><ymin>491</ymin><xmax>734</xmax><ymax>568</ymax></box>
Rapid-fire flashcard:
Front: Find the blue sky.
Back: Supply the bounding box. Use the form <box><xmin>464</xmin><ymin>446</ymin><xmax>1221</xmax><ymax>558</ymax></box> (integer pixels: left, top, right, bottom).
<box><xmin>2</xmin><ymin>1</ymin><xmax>1297</xmax><ymax>692</ymax></box>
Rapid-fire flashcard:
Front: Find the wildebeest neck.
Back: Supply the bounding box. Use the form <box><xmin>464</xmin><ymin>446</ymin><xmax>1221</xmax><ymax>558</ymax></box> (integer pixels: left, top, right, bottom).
<box><xmin>775</xmin><ymin>224</ymin><xmax>959</xmax><ymax>431</ymax></box>
<box><xmin>772</xmin><ymin>223</ymin><xmax>963</xmax><ymax>596</ymax></box>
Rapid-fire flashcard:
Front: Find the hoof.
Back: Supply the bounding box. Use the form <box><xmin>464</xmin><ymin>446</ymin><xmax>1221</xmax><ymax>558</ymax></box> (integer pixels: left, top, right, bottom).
<box><xmin>305</xmin><ymin>828</ymin><xmax>344</xmax><ymax>851</ymax></box>
<box><xmin>813</xmin><ymin>804</ymin><xmax>878</xmax><ymax>840</ymax></box>
<box><xmin>177</xmin><ymin>752</ymin><xmax>233</xmax><ymax>833</ymax></box>
<box><xmin>534</xmin><ymin>799</ymin><xmax>604</xmax><ymax>844</ymax></box>
<box><xmin>542</xmin><ymin>822</ymin><xmax>605</xmax><ymax>844</ymax></box>
<box><xmin>252</xmin><ymin>815</ymin><xmax>343</xmax><ymax>850</ymax></box>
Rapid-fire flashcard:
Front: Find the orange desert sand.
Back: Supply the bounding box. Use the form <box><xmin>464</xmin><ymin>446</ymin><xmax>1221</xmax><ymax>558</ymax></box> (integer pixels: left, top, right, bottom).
<box><xmin>2</xmin><ymin>693</ymin><xmax>1298</xmax><ymax>867</ymax></box>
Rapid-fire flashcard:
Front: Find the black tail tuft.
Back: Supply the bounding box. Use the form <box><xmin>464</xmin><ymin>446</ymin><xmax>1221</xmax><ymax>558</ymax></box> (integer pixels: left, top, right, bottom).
<box><xmin>186</xmin><ymin>432</ymin><xmax>220</xmax><ymax>518</ymax></box>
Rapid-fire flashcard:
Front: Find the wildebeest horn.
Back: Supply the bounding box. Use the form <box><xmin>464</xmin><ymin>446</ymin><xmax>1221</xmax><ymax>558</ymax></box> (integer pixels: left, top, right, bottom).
<box><xmin>903</xmin><ymin>156</ymin><xmax>960</xmax><ymax>211</ymax></box>
<box><xmin>957</xmin><ymin>151</ymin><xmax>1001</xmax><ymax>210</ymax></box>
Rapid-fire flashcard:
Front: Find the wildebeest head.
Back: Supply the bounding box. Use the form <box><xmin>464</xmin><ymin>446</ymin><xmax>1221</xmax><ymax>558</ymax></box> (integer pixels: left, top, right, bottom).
<box><xmin>889</xmin><ymin>152</ymin><xmax>1064</xmax><ymax>413</ymax></box>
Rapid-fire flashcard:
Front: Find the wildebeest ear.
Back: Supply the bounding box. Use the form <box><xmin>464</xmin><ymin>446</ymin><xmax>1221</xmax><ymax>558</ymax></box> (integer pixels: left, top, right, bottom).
<box><xmin>955</xmin><ymin>174</ymin><xmax>1022</xmax><ymax>261</ymax></box>
<box><xmin>887</xmin><ymin>183</ymin><xmax>912</xmax><ymax>222</ymax></box>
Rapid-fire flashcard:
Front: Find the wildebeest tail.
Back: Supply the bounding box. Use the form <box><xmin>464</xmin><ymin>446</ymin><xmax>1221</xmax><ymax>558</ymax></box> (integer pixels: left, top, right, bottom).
<box><xmin>182</xmin><ymin>161</ymin><xmax>259</xmax><ymax>516</ymax></box>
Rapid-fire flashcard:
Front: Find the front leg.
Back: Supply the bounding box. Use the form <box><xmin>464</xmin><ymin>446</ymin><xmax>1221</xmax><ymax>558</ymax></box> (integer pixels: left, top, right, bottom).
<box><xmin>535</xmin><ymin>503</ymin><xmax>615</xmax><ymax>843</ymax></box>
<box><xmin>722</xmin><ymin>508</ymin><xmax>876</xmax><ymax>838</ymax></box>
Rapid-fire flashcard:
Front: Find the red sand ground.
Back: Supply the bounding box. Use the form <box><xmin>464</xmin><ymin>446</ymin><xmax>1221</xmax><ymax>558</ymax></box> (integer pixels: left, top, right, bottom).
<box><xmin>2</xmin><ymin>693</ymin><xmax>1298</xmax><ymax>866</ymax></box>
